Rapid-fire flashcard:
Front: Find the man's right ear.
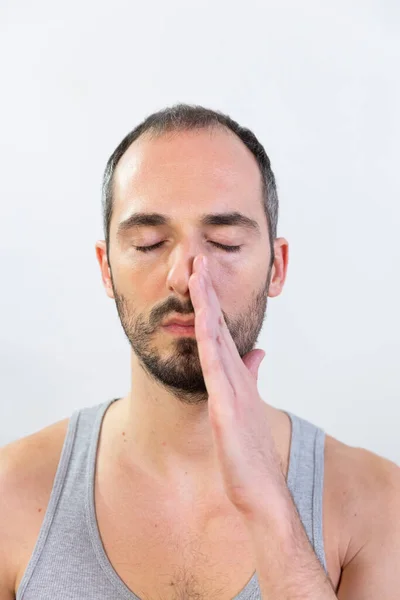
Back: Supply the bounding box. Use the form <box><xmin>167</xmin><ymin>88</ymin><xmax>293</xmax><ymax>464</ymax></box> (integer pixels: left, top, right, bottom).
<box><xmin>95</xmin><ymin>240</ymin><xmax>115</xmax><ymax>299</ymax></box>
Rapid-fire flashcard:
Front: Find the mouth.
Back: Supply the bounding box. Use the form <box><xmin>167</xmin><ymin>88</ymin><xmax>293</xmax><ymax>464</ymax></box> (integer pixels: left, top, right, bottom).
<box><xmin>162</xmin><ymin>323</ymin><xmax>196</xmax><ymax>336</ymax></box>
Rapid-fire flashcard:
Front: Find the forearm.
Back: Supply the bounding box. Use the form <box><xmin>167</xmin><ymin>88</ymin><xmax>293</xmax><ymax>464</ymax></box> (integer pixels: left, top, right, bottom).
<box><xmin>245</xmin><ymin>494</ymin><xmax>337</xmax><ymax>599</ymax></box>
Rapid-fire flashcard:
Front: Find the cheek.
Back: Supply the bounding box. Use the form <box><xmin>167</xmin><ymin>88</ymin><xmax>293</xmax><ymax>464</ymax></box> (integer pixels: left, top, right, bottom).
<box><xmin>115</xmin><ymin>256</ymin><xmax>154</xmax><ymax>285</ymax></box>
<box><xmin>212</xmin><ymin>259</ymin><xmax>250</xmax><ymax>286</ymax></box>
<box><xmin>213</xmin><ymin>262</ymin><xmax>263</xmax><ymax>307</ymax></box>
<box><xmin>210</xmin><ymin>265</ymin><xmax>247</xmax><ymax>305</ymax></box>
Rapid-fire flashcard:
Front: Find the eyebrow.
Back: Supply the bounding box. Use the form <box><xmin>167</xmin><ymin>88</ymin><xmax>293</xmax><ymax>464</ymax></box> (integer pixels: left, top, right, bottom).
<box><xmin>116</xmin><ymin>211</ymin><xmax>261</xmax><ymax>238</ymax></box>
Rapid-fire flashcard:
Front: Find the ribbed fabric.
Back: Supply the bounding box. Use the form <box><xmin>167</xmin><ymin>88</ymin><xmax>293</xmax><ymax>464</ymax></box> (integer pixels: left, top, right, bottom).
<box><xmin>16</xmin><ymin>398</ymin><xmax>327</xmax><ymax>599</ymax></box>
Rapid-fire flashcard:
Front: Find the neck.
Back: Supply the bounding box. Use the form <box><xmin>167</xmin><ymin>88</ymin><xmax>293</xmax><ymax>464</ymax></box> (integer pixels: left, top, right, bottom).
<box><xmin>106</xmin><ymin>352</ymin><xmax>289</xmax><ymax>489</ymax></box>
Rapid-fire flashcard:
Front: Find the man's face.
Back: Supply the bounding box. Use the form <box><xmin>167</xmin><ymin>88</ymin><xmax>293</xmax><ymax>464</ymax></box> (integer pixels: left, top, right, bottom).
<box><xmin>102</xmin><ymin>127</ymin><xmax>275</xmax><ymax>404</ymax></box>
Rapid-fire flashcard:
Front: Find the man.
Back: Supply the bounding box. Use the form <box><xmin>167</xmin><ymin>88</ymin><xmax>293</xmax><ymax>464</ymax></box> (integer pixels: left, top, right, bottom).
<box><xmin>1</xmin><ymin>104</ymin><xmax>399</xmax><ymax>599</ymax></box>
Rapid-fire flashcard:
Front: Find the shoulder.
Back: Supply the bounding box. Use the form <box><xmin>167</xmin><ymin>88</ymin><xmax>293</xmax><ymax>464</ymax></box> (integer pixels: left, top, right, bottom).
<box><xmin>0</xmin><ymin>417</ymin><xmax>71</xmax><ymax>498</ymax></box>
<box><xmin>0</xmin><ymin>417</ymin><xmax>70</xmax><ymax>595</ymax></box>
<box><xmin>324</xmin><ymin>432</ymin><xmax>400</xmax><ymax>568</ymax></box>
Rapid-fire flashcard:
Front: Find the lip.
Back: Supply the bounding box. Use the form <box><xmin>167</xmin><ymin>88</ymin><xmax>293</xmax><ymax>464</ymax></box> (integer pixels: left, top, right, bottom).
<box><xmin>163</xmin><ymin>323</ymin><xmax>195</xmax><ymax>335</ymax></box>
<box><xmin>163</xmin><ymin>317</ymin><xmax>195</xmax><ymax>327</ymax></box>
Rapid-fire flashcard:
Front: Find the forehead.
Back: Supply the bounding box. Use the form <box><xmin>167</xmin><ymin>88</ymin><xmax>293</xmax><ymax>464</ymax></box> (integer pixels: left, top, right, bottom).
<box><xmin>112</xmin><ymin>127</ymin><xmax>264</xmax><ymax>225</ymax></box>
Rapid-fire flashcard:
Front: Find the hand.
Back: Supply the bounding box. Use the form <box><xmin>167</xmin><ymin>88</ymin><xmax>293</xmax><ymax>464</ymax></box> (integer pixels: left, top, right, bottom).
<box><xmin>189</xmin><ymin>254</ymin><xmax>287</xmax><ymax>519</ymax></box>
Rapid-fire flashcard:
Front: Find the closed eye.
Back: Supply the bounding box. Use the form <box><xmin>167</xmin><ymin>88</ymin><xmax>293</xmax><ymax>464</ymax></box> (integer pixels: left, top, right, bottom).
<box><xmin>133</xmin><ymin>241</ymin><xmax>242</xmax><ymax>253</ymax></box>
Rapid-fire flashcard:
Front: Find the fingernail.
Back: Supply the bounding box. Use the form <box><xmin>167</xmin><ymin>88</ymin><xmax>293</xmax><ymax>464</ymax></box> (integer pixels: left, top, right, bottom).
<box><xmin>203</xmin><ymin>255</ymin><xmax>208</xmax><ymax>271</ymax></box>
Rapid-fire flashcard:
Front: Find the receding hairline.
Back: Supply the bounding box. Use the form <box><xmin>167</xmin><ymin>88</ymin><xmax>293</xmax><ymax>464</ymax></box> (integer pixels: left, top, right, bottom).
<box><xmin>115</xmin><ymin>121</ymin><xmax>250</xmax><ymax>164</ymax></box>
<box><xmin>112</xmin><ymin>122</ymin><xmax>264</xmax><ymax>197</ymax></box>
<box><xmin>101</xmin><ymin>104</ymin><xmax>278</xmax><ymax>264</ymax></box>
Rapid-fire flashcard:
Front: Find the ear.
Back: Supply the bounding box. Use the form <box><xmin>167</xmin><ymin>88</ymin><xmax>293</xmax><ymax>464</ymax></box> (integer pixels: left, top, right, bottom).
<box><xmin>268</xmin><ymin>237</ymin><xmax>289</xmax><ymax>298</ymax></box>
<box><xmin>95</xmin><ymin>240</ymin><xmax>115</xmax><ymax>299</ymax></box>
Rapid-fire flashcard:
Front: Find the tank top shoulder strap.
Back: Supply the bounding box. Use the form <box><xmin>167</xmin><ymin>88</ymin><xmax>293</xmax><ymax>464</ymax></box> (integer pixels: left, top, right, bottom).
<box><xmin>284</xmin><ymin>410</ymin><xmax>327</xmax><ymax>574</ymax></box>
<box><xmin>16</xmin><ymin>400</ymin><xmax>113</xmax><ymax>599</ymax></box>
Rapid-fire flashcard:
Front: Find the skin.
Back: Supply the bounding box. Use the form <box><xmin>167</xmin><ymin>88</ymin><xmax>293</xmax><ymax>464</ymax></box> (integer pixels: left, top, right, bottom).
<box><xmin>95</xmin><ymin>126</ymin><xmax>289</xmax><ymax>484</ymax></box>
<box><xmin>95</xmin><ymin>127</ymin><xmax>337</xmax><ymax>598</ymax></box>
<box><xmin>1</xmin><ymin>124</ymin><xmax>399</xmax><ymax>599</ymax></box>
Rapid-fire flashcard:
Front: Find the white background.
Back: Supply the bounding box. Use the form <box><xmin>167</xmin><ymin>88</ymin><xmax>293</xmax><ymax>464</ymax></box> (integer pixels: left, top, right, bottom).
<box><xmin>1</xmin><ymin>1</ymin><xmax>399</xmax><ymax>464</ymax></box>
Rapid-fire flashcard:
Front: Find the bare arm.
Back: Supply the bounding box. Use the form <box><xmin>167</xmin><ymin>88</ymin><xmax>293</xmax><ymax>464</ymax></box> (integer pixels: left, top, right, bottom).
<box><xmin>0</xmin><ymin>419</ymin><xmax>68</xmax><ymax>600</ymax></box>
<box><xmin>336</xmin><ymin>452</ymin><xmax>400</xmax><ymax>599</ymax></box>
<box><xmin>0</xmin><ymin>443</ymin><xmax>21</xmax><ymax>600</ymax></box>
<box><xmin>246</xmin><ymin>446</ymin><xmax>400</xmax><ymax>599</ymax></box>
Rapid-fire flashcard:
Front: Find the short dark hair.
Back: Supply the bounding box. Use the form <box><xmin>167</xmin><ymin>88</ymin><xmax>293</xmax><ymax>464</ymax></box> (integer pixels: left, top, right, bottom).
<box><xmin>102</xmin><ymin>103</ymin><xmax>279</xmax><ymax>261</ymax></box>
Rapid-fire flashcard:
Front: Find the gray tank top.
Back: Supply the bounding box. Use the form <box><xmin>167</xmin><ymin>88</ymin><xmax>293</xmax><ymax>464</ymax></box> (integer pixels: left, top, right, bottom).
<box><xmin>16</xmin><ymin>397</ymin><xmax>327</xmax><ymax>599</ymax></box>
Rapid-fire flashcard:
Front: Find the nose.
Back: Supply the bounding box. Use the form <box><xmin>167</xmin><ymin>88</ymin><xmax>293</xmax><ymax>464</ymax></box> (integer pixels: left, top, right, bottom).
<box><xmin>166</xmin><ymin>245</ymin><xmax>200</xmax><ymax>298</ymax></box>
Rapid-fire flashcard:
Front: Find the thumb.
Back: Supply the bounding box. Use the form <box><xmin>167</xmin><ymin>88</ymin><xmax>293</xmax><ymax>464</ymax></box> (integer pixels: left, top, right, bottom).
<box><xmin>242</xmin><ymin>349</ymin><xmax>266</xmax><ymax>381</ymax></box>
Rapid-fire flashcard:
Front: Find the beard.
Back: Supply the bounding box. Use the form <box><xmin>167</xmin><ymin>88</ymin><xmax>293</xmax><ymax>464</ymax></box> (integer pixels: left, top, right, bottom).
<box><xmin>111</xmin><ymin>268</ymin><xmax>272</xmax><ymax>405</ymax></box>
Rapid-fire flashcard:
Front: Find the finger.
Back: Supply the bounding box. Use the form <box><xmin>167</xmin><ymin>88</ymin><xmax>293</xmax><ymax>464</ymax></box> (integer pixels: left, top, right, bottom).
<box><xmin>190</xmin><ymin>257</ymin><xmax>235</xmax><ymax>399</ymax></box>
<box><xmin>199</xmin><ymin>257</ymin><xmax>249</xmax><ymax>386</ymax></box>
<box><xmin>191</xmin><ymin>257</ymin><xmax>248</xmax><ymax>402</ymax></box>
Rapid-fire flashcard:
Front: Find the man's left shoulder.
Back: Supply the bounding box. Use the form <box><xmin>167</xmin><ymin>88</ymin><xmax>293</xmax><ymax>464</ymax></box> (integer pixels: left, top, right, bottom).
<box><xmin>324</xmin><ymin>431</ymin><xmax>400</xmax><ymax>568</ymax></box>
